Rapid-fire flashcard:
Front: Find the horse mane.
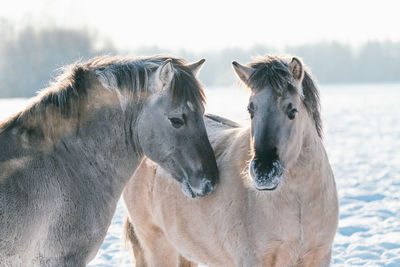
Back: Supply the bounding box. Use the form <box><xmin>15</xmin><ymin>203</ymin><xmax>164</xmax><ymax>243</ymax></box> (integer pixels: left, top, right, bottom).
<box><xmin>247</xmin><ymin>56</ymin><xmax>323</xmax><ymax>138</ymax></box>
<box><xmin>91</xmin><ymin>55</ymin><xmax>205</xmax><ymax>107</ymax></box>
<box><xmin>0</xmin><ymin>55</ymin><xmax>205</xmax><ymax>135</ymax></box>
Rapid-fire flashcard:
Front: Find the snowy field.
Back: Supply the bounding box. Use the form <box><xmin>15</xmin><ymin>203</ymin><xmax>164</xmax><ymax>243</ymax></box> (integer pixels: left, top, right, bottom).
<box><xmin>1</xmin><ymin>84</ymin><xmax>400</xmax><ymax>266</ymax></box>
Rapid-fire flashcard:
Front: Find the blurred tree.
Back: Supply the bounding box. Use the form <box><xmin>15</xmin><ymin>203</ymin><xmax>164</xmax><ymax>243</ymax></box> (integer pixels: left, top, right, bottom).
<box><xmin>1</xmin><ymin>21</ymin><xmax>400</xmax><ymax>98</ymax></box>
<box><xmin>0</xmin><ymin>24</ymin><xmax>115</xmax><ymax>97</ymax></box>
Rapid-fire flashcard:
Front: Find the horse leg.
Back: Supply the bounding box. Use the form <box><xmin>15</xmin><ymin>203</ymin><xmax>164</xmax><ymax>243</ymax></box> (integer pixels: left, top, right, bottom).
<box><xmin>301</xmin><ymin>247</ymin><xmax>332</xmax><ymax>267</ymax></box>
<box><xmin>125</xmin><ymin>218</ymin><xmax>181</xmax><ymax>267</ymax></box>
<box><xmin>136</xmin><ymin>227</ymin><xmax>181</xmax><ymax>267</ymax></box>
<box><xmin>262</xmin><ymin>245</ymin><xmax>297</xmax><ymax>267</ymax></box>
<box><xmin>125</xmin><ymin>218</ymin><xmax>147</xmax><ymax>267</ymax></box>
<box><xmin>39</xmin><ymin>255</ymin><xmax>86</xmax><ymax>267</ymax></box>
<box><xmin>178</xmin><ymin>255</ymin><xmax>198</xmax><ymax>267</ymax></box>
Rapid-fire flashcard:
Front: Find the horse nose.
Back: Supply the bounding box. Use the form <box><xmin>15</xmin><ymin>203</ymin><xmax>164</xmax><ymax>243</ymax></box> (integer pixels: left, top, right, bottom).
<box><xmin>201</xmin><ymin>179</ymin><xmax>214</xmax><ymax>196</ymax></box>
<box><xmin>189</xmin><ymin>177</ymin><xmax>215</xmax><ymax>197</ymax></box>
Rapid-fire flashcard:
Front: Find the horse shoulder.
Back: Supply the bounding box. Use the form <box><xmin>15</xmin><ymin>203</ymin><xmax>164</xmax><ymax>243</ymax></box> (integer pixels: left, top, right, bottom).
<box><xmin>221</xmin><ymin>128</ymin><xmax>251</xmax><ymax>173</ymax></box>
<box><xmin>123</xmin><ymin>158</ymin><xmax>157</xmax><ymax>221</ymax></box>
<box><xmin>292</xmin><ymin>140</ymin><xmax>338</xmax><ymax>262</ymax></box>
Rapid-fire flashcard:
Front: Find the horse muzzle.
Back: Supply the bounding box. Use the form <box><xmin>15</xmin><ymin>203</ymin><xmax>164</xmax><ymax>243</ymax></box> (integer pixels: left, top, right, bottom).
<box><xmin>250</xmin><ymin>158</ymin><xmax>283</xmax><ymax>191</ymax></box>
<box><xmin>181</xmin><ymin>177</ymin><xmax>215</xmax><ymax>198</ymax></box>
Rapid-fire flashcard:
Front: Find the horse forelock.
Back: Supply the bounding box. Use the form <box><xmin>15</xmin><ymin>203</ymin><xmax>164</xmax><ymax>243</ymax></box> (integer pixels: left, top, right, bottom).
<box><xmin>93</xmin><ymin>56</ymin><xmax>205</xmax><ymax>110</ymax></box>
<box><xmin>169</xmin><ymin>64</ymin><xmax>205</xmax><ymax>110</ymax></box>
<box><xmin>248</xmin><ymin>56</ymin><xmax>295</xmax><ymax>95</ymax></box>
<box><xmin>247</xmin><ymin>56</ymin><xmax>323</xmax><ymax>138</ymax></box>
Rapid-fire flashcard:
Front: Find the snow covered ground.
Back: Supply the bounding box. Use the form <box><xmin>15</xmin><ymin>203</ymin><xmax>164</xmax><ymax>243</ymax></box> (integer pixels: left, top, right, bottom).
<box><xmin>1</xmin><ymin>84</ymin><xmax>399</xmax><ymax>266</ymax></box>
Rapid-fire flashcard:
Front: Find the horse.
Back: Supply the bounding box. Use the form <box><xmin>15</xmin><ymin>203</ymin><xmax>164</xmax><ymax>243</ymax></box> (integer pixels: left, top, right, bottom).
<box><xmin>123</xmin><ymin>56</ymin><xmax>339</xmax><ymax>266</ymax></box>
<box><xmin>0</xmin><ymin>55</ymin><xmax>219</xmax><ymax>266</ymax></box>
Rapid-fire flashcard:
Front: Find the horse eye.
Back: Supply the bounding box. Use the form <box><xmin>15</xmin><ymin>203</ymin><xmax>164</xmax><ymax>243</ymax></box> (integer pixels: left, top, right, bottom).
<box><xmin>288</xmin><ymin>108</ymin><xmax>298</xmax><ymax>120</ymax></box>
<box><xmin>247</xmin><ymin>102</ymin><xmax>255</xmax><ymax>119</ymax></box>
<box><xmin>169</xmin><ymin>117</ymin><xmax>184</xmax><ymax>128</ymax></box>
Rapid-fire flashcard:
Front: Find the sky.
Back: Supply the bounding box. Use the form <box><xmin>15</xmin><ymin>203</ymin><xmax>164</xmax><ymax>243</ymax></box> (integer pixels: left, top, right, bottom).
<box><xmin>1</xmin><ymin>0</ymin><xmax>399</xmax><ymax>52</ymax></box>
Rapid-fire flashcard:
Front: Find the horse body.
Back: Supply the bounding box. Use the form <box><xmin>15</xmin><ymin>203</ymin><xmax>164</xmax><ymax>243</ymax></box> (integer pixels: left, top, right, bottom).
<box><xmin>124</xmin><ymin>117</ymin><xmax>337</xmax><ymax>267</ymax></box>
<box><xmin>0</xmin><ymin>56</ymin><xmax>218</xmax><ymax>266</ymax></box>
<box><xmin>1</xmin><ymin>106</ymin><xmax>140</xmax><ymax>266</ymax></box>
<box><xmin>123</xmin><ymin>56</ymin><xmax>338</xmax><ymax>267</ymax></box>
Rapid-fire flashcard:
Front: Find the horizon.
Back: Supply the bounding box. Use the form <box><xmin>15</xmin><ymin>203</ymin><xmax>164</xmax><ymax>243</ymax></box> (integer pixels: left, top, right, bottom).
<box><xmin>1</xmin><ymin>0</ymin><xmax>400</xmax><ymax>98</ymax></box>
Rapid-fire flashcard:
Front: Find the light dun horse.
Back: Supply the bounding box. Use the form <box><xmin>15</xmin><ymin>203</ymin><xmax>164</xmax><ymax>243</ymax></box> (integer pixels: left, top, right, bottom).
<box><xmin>0</xmin><ymin>56</ymin><xmax>218</xmax><ymax>266</ymax></box>
<box><xmin>123</xmin><ymin>56</ymin><xmax>339</xmax><ymax>266</ymax></box>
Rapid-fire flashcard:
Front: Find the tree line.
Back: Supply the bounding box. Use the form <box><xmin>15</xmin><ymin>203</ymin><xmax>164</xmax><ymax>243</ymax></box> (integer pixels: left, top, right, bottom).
<box><xmin>1</xmin><ymin>23</ymin><xmax>399</xmax><ymax>97</ymax></box>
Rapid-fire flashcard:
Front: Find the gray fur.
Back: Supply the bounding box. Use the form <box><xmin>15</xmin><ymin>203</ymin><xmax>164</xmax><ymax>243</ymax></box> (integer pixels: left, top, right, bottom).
<box><xmin>0</xmin><ymin>55</ymin><xmax>218</xmax><ymax>266</ymax></box>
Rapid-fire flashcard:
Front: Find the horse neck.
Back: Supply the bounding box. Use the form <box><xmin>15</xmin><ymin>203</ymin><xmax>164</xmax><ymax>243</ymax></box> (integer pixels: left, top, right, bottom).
<box><xmin>288</xmin><ymin>115</ymin><xmax>330</xmax><ymax>186</ymax></box>
<box><xmin>30</xmin><ymin>86</ymin><xmax>145</xmax><ymax>190</ymax></box>
<box><xmin>66</xmin><ymin>102</ymin><xmax>144</xmax><ymax>183</ymax></box>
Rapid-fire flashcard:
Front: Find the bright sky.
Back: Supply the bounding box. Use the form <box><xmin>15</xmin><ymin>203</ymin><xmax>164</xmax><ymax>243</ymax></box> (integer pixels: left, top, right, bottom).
<box><xmin>1</xmin><ymin>0</ymin><xmax>399</xmax><ymax>52</ymax></box>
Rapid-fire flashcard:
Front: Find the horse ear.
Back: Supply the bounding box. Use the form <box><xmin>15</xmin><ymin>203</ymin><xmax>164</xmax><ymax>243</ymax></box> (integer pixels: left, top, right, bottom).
<box><xmin>186</xmin><ymin>59</ymin><xmax>205</xmax><ymax>77</ymax></box>
<box><xmin>289</xmin><ymin>57</ymin><xmax>304</xmax><ymax>83</ymax></box>
<box><xmin>232</xmin><ymin>61</ymin><xmax>254</xmax><ymax>85</ymax></box>
<box><xmin>155</xmin><ymin>59</ymin><xmax>175</xmax><ymax>90</ymax></box>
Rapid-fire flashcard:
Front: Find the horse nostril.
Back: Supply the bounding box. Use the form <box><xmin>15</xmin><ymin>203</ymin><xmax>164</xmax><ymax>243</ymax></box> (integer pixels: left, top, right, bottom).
<box><xmin>189</xmin><ymin>178</ymin><xmax>215</xmax><ymax>197</ymax></box>
<box><xmin>250</xmin><ymin>159</ymin><xmax>259</xmax><ymax>179</ymax></box>
<box><xmin>202</xmin><ymin>180</ymin><xmax>214</xmax><ymax>195</ymax></box>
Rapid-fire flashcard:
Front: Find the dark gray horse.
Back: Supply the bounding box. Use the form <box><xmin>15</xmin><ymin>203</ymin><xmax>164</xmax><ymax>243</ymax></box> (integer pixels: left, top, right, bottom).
<box><xmin>0</xmin><ymin>55</ymin><xmax>218</xmax><ymax>266</ymax></box>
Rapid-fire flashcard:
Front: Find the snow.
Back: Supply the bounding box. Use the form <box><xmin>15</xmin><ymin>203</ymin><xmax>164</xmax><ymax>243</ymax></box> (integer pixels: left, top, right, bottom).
<box><xmin>1</xmin><ymin>83</ymin><xmax>399</xmax><ymax>266</ymax></box>
<box><xmin>321</xmin><ymin>84</ymin><xmax>400</xmax><ymax>266</ymax></box>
